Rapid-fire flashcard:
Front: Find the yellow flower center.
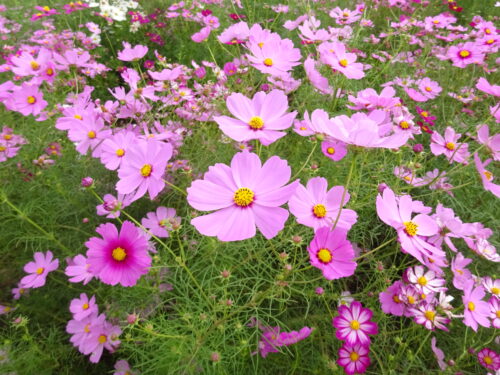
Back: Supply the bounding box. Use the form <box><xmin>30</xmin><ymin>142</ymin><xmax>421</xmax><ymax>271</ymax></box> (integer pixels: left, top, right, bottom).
<box><xmin>116</xmin><ymin>148</ymin><xmax>125</xmax><ymax>157</ymax></box>
<box><xmin>485</xmin><ymin>28</ymin><xmax>491</xmax><ymax>34</ymax></box>
<box><xmin>263</xmin><ymin>58</ymin><xmax>273</xmax><ymax>66</ymax></box>
<box><xmin>408</xmin><ymin>296</ymin><xmax>416</xmax><ymax>304</ymax></box>
<box><xmin>0</xmin><ymin>146</ymin><xmax>5</xmax><ymax>152</ymax></box>
<box><xmin>326</xmin><ymin>147</ymin><xmax>335</xmax><ymax>155</ymax></box>
<box><xmin>87</xmin><ymin>131</ymin><xmax>96</xmax><ymax>139</ymax></box>
<box><xmin>445</xmin><ymin>142</ymin><xmax>455</xmax><ymax>150</ymax></box>
<box><xmin>393</xmin><ymin>295</ymin><xmax>401</xmax><ymax>303</ymax></box>
<box><xmin>459</xmin><ymin>50</ymin><xmax>470</xmax><ymax>58</ymax></box>
<box><xmin>313</xmin><ymin>204</ymin><xmax>327</xmax><ymax>218</ymax></box>
<box><xmin>350</xmin><ymin>351</ymin><xmax>359</xmax><ymax>361</ymax></box>
<box><xmin>343</xmin><ymin>12</ymin><xmax>349</xmax><ymax>17</ymax></box>
<box><xmin>46</xmin><ymin>68</ymin><xmax>54</xmax><ymax>76</ymax></box>
<box><xmin>43</xmin><ymin>6</ymin><xmax>50</xmax><ymax>11</ymax></box>
<box><xmin>317</xmin><ymin>248</ymin><xmax>332</xmax><ymax>263</ymax></box>
<box><xmin>74</xmin><ymin>114</ymin><xmax>82</xmax><ymax>120</ymax></box>
<box><xmin>425</xmin><ymin>86</ymin><xmax>432</xmax><ymax>92</ymax></box>
<box><xmin>248</xmin><ymin>116</ymin><xmax>264</xmax><ymax>130</ymax></box>
<box><xmin>339</xmin><ymin>59</ymin><xmax>348</xmax><ymax>67</ymax></box>
<box><xmin>496</xmin><ymin>310</ymin><xmax>500</xmax><ymax>319</ymax></box>
<box><xmin>350</xmin><ymin>320</ymin><xmax>360</xmax><ymax>330</ymax></box>
<box><xmin>491</xmin><ymin>287</ymin><xmax>499</xmax><ymax>295</ymax></box>
<box><xmin>467</xmin><ymin>301</ymin><xmax>475</xmax><ymax>311</ymax></box>
<box><xmin>233</xmin><ymin>187</ymin><xmax>254</xmax><ymax>207</ymax></box>
<box><xmin>399</xmin><ymin>121</ymin><xmax>409</xmax><ymax>129</ymax></box>
<box><xmin>30</xmin><ymin>61</ymin><xmax>40</xmax><ymax>70</ymax></box>
<box><xmin>3</xmin><ymin>134</ymin><xmax>12</xmax><ymax>140</ymax></box>
<box><xmin>404</xmin><ymin>221</ymin><xmax>418</xmax><ymax>236</ymax></box>
<box><xmin>36</xmin><ymin>267</ymin><xmax>44</xmax><ymax>275</ymax></box>
<box><xmin>27</xmin><ymin>96</ymin><xmax>36</xmax><ymax>104</ymax></box>
<box><xmin>417</xmin><ymin>276</ymin><xmax>427</xmax><ymax>286</ymax></box>
<box><xmin>84</xmin><ymin>324</ymin><xmax>90</xmax><ymax>333</ymax></box>
<box><xmin>140</xmin><ymin>164</ymin><xmax>152</xmax><ymax>177</ymax></box>
<box><xmin>82</xmin><ymin>303</ymin><xmax>89</xmax><ymax>310</ymax></box>
<box><xmin>486</xmin><ymin>39</ymin><xmax>494</xmax><ymax>45</ymax></box>
<box><xmin>258</xmin><ymin>42</ymin><xmax>264</xmax><ymax>48</ymax></box>
<box><xmin>484</xmin><ymin>356</ymin><xmax>493</xmax><ymax>365</ymax></box>
<box><xmin>432</xmin><ymin>20</ymin><xmax>440</xmax><ymax>24</ymax></box>
<box><xmin>424</xmin><ymin>310</ymin><xmax>436</xmax><ymax>321</ymax></box>
<box><xmin>483</xmin><ymin>171</ymin><xmax>493</xmax><ymax>181</ymax></box>
<box><xmin>98</xmin><ymin>335</ymin><xmax>107</xmax><ymax>344</ymax></box>
<box><xmin>112</xmin><ymin>247</ymin><xmax>127</xmax><ymax>261</ymax></box>
<box><xmin>420</xmin><ymin>111</ymin><xmax>428</xmax><ymax>117</ymax></box>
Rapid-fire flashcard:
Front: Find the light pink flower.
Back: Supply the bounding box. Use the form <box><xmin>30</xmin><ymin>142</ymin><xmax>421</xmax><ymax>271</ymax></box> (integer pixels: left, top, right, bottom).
<box><xmin>430</xmin><ymin>127</ymin><xmax>470</xmax><ymax>164</ymax></box>
<box><xmin>70</xmin><ymin>293</ymin><xmax>98</xmax><ymax>321</ymax></box>
<box><xmin>141</xmin><ymin>206</ymin><xmax>181</xmax><ymax>238</ymax></box>
<box><xmin>20</xmin><ymin>250</ymin><xmax>59</xmax><ymax>288</ymax></box>
<box><xmin>474</xmin><ymin>153</ymin><xmax>500</xmax><ymax>198</ymax></box>
<box><xmin>462</xmin><ymin>279</ymin><xmax>491</xmax><ymax>331</ymax></box>
<box><xmin>319</xmin><ymin>41</ymin><xmax>365</xmax><ymax>80</ymax></box>
<box><xmin>65</xmin><ymin>254</ymin><xmax>94</xmax><ymax>285</ymax></box>
<box><xmin>117</xmin><ymin>42</ymin><xmax>148</xmax><ymax>61</ymax></box>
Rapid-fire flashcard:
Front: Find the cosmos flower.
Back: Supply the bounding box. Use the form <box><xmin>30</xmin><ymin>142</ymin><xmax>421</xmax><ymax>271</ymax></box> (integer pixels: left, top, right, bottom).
<box><xmin>117</xmin><ymin>42</ymin><xmax>148</xmax><ymax>61</ymax></box>
<box><xmin>187</xmin><ymin>151</ymin><xmax>298</xmax><ymax>241</ymax></box>
<box><xmin>141</xmin><ymin>206</ymin><xmax>181</xmax><ymax>238</ymax></box>
<box><xmin>332</xmin><ymin>301</ymin><xmax>378</xmax><ymax>345</ymax></box>
<box><xmin>20</xmin><ymin>250</ymin><xmax>59</xmax><ymax>288</ymax></box>
<box><xmin>462</xmin><ymin>279</ymin><xmax>491</xmax><ymax>331</ymax></box>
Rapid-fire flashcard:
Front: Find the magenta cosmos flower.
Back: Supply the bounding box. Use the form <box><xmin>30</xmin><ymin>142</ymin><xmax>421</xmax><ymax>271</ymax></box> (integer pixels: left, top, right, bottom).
<box><xmin>308</xmin><ymin>227</ymin><xmax>357</xmax><ymax>280</ymax></box>
<box><xmin>477</xmin><ymin>347</ymin><xmax>500</xmax><ymax>371</ymax></box>
<box><xmin>20</xmin><ymin>250</ymin><xmax>59</xmax><ymax>288</ymax></box>
<box><xmin>85</xmin><ymin>221</ymin><xmax>151</xmax><ymax>287</ymax></box>
<box><xmin>288</xmin><ymin>177</ymin><xmax>357</xmax><ymax>231</ymax></box>
<box><xmin>213</xmin><ymin>90</ymin><xmax>297</xmax><ymax>146</ymax></box>
<box><xmin>447</xmin><ymin>42</ymin><xmax>484</xmax><ymax>68</ymax></box>
<box><xmin>187</xmin><ymin>151</ymin><xmax>298</xmax><ymax>241</ymax></box>
<box><xmin>379</xmin><ymin>281</ymin><xmax>405</xmax><ymax>316</ymax></box>
<box><xmin>116</xmin><ymin>139</ymin><xmax>173</xmax><ymax>201</ymax></box>
<box><xmin>332</xmin><ymin>301</ymin><xmax>378</xmax><ymax>345</ymax></box>
<box><xmin>462</xmin><ymin>279</ymin><xmax>491</xmax><ymax>331</ymax></box>
<box><xmin>376</xmin><ymin>187</ymin><xmax>445</xmax><ymax>265</ymax></box>
<box><xmin>337</xmin><ymin>343</ymin><xmax>371</xmax><ymax>375</ymax></box>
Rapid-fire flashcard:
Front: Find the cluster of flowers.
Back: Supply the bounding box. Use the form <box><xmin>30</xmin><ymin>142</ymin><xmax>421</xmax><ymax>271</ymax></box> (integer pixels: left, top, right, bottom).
<box><xmin>0</xmin><ymin>126</ymin><xmax>26</xmax><ymax>162</ymax></box>
<box><xmin>83</xmin><ymin>0</ymin><xmax>139</xmax><ymax>22</ymax></box>
<box><xmin>332</xmin><ymin>301</ymin><xmax>378</xmax><ymax>375</ymax></box>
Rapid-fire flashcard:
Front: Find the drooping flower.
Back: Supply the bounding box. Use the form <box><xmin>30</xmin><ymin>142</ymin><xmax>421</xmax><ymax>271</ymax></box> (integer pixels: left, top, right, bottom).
<box><xmin>65</xmin><ymin>254</ymin><xmax>94</xmax><ymax>285</ymax></box>
<box><xmin>289</xmin><ymin>177</ymin><xmax>357</xmax><ymax>231</ymax></box>
<box><xmin>85</xmin><ymin>221</ymin><xmax>152</xmax><ymax>287</ymax></box>
<box><xmin>337</xmin><ymin>342</ymin><xmax>371</xmax><ymax>375</ymax></box>
<box><xmin>141</xmin><ymin>206</ymin><xmax>181</xmax><ymax>238</ymax></box>
<box><xmin>431</xmin><ymin>337</ymin><xmax>447</xmax><ymax>371</ymax></box>
<box><xmin>473</xmin><ymin>153</ymin><xmax>500</xmax><ymax>198</ymax></box>
<box><xmin>255</xmin><ymin>324</ymin><xmax>312</xmax><ymax>358</ymax></box>
<box><xmin>332</xmin><ymin>301</ymin><xmax>378</xmax><ymax>345</ymax></box>
<box><xmin>213</xmin><ymin>90</ymin><xmax>297</xmax><ymax>146</ymax></box>
<box><xmin>116</xmin><ymin>139</ymin><xmax>173</xmax><ymax>201</ymax></box>
<box><xmin>70</xmin><ymin>293</ymin><xmax>98</xmax><ymax>321</ymax></box>
<box><xmin>20</xmin><ymin>250</ymin><xmax>59</xmax><ymax>288</ymax></box>
<box><xmin>462</xmin><ymin>280</ymin><xmax>491</xmax><ymax>331</ymax></box>
<box><xmin>187</xmin><ymin>151</ymin><xmax>298</xmax><ymax>241</ymax></box>
<box><xmin>307</xmin><ymin>227</ymin><xmax>357</xmax><ymax>280</ymax></box>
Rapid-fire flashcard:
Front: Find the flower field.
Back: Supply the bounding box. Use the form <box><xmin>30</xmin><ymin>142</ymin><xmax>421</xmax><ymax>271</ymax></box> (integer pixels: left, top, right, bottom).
<box><xmin>0</xmin><ymin>0</ymin><xmax>499</xmax><ymax>374</ymax></box>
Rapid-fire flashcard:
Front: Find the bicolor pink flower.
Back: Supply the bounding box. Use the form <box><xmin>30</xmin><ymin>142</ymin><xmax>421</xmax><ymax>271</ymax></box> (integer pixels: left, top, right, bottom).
<box><xmin>379</xmin><ymin>281</ymin><xmax>405</xmax><ymax>316</ymax></box>
<box><xmin>328</xmin><ymin>110</ymin><xmax>409</xmax><ymax>149</ymax></box>
<box><xmin>332</xmin><ymin>301</ymin><xmax>378</xmax><ymax>345</ymax></box>
<box><xmin>85</xmin><ymin>221</ymin><xmax>152</xmax><ymax>287</ymax></box>
<box><xmin>117</xmin><ymin>42</ymin><xmax>148</xmax><ymax>61</ymax></box>
<box><xmin>116</xmin><ymin>139</ymin><xmax>173</xmax><ymax>201</ymax></box>
<box><xmin>246</xmin><ymin>36</ymin><xmax>301</xmax><ymax>77</ymax></box>
<box><xmin>65</xmin><ymin>254</ymin><xmax>94</xmax><ymax>285</ymax></box>
<box><xmin>430</xmin><ymin>127</ymin><xmax>470</xmax><ymax>164</ymax></box>
<box><xmin>488</xmin><ymin>297</ymin><xmax>500</xmax><ymax>329</ymax></box>
<box><xmin>337</xmin><ymin>342</ymin><xmax>370</xmax><ymax>375</ymax></box>
<box><xmin>321</xmin><ymin>140</ymin><xmax>348</xmax><ymax>161</ymax></box>
<box><xmin>376</xmin><ymin>187</ymin><xmax>445</xmax><ymax>265</ymax></box>
<box><xmin>405</xmin><ymin>266</ymin><xmax>446</xmax><ymax>294</ymax></box>
<box><xmin>187</xmin><ymin>151</ymin><xmax>298</xmax><ymax>241</ymax></box>
<box><xmin>214</xmin><ymin>90</ymin><xmax>297</xmax><ymax>146</ymax></box>
<box><xmin>477</xmin><ymin>347</ymin><xmax>500</xmax><ymax>371</ymax></box>
<box><xmin>462</xmin><ymin>280</ymin><xmax>491</xmax><ymax>331</ymax></box>
<box><xmin>288</xmin><ymin>177</ymin><xmax>357</xmax><ymax>231</ymax></box>
<box><xmin>319</xmin><ymin>41</ymin><xmax>365</xmax><ymax>80</ymax></box>
<box><xmin>447</xmin><ymin>42</ymin><xmax>484</xmax><ymax>68</ymax></box>
<box><xmin>474</xmin><ymin>153</ymin><xmax>500</xmax><ymax>198</ymax></box>
<box><xmin>482</xmin><ymin>277</ymin><xmax>500</xmax><ymax>298</ymax></box>
<box><xmin>20</xmin><ymin>250</ymin><xmax>59</xmax><ymax>288</ymax></box>
<box><xmin>70</xmin><ymin>293</ymin><xmax>98</xmax><ymax>321</ymax></box>
<box><xmin>141</xmin><ymin>206</ymin><xmax>181</xmax><ymax>238</ymax></box>
<box><xmin>307</xmin><ymin>227</ymin><xmax>357</xmax><ymax>280</ymax></box>
<box><xmin>408</xmin><ymin>303</ymin><xmax>450</xmax><ymax>331</ymax></box>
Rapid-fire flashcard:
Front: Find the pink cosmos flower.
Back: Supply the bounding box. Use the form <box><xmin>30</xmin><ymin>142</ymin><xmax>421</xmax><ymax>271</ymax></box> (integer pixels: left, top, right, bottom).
<box><xmin>476</xmin><ymin>124</ymin><xmax>500</xmax><ymax>161</ymax></box>
<box><xmin>321</xmin><ymin>139</ymin><xmax>348</xmax><ymax>161</ymax></box>
<box><xmin>187</xmin><ymin>151</ymin><xmax>298</xmax><ymax>241</ymax></box>
<box><xmin>319</xmin><ymin>41</ymin><xmax>365</xmax><ymax>80</ymax></box>
<box><xmin>70</xmin><ymin>293</ymin><xmax>98</xmax><ymax>321</ymax></box>
<box><xmin>329</xmin><ymin>7</ymin><xmax>361</xmax><ymax>25</ymax></box>
<box><xmin>332</xmin><ymin>301</ymin><xmax>378</xmax><ymax>345</ymax></box>
<box><xmin>482</xmin><ymin>277</ymin><xmax>500</xmax><ymax>298</ymax></box>
<box><xmin>114</xmin><ymin>360</ymin><xmax>137</xmax><ymax>375</ymax></box>
<box><xmin>116</xmin><ymin>139</ymin><xmax>173</xmax><ymax>201</ymax></box>
<box><xmin>85</xmin><ymin>221</ymin><xmax>152</xmax><ymax>287</ymax></box>
<box><xmin>447</xmin><ymin>42</ymin><xmax>484</xmax><ymax>68</ymax></box>
<box><xmin>213</xmin><ymin>89</ymin><xmax>297</xmax><ymax>146</ymax></box>
<box><xmin>417</xmin><ymin>78</ymin><xmax>442</xmax><ymax>100</ymax></box>
<box><xmin>67</xmin><ymin>312</ymin><xmax>97</xmax><ymax>353</ymax></box>
<box><xmin>477</xmin><ymin>347</ymin><xmax>500</xmax><ymax>371</ymax></box>
<box><xmin>83</xmin><ymin>314</ymin><xmax>121</xmax><ymax>363</ymax></box>
<box><xmin>474</xmin><ymin>153</ymin><xmax>500</xmax><ymax>198</ymax></box>
<box><xmin>476</xmin><ymin>77</ymin><xmax>500</xmax><ymax>97</ymax></box>
<box><xmin>67</xmin><ymin>115</ymin><xmax>111</xmax><ymax>157</ymax></box>
<box><xmin>10</xmin><ymin>48</ymin><xmax>52</xmax><ymax>77</ymax></box>
<box><xmin>405</xmin><ymin>266</ymin><xmax>446</xmax><ymax>294</ymax></box>
<box><xmin>462</xmin><ymin>279</ymin><xmax>491</xmax><ymax>331</ymax></box>
<box><xmin>141</xmin><ymin>206</ymin><xmax>181</xmax><ymax>238</ymax></box>
<box><xmin>96</xmin><ymin>193</ymin><xmax>133</xmax><ymax>219</ymax></box>
<box><xmin>307</xmin><ymin>227</ymin><xmax>357</xmax><ymax>280</ymax></box>
<box><xmin>409</xmin><ymin>303</ymin><xmax>450</xmax><ymax>331</ymax></box>
<box><xmin>379</xmin><ymin>281</ymin><xmax>405</xmax><ymax>316</ymax></box>
<box><xmin>431</xmin><ymin>337</ymin><xmax>447</xmax><ymax>371</ymax></box>
<box><xmin>65</xmin><ymin>254</ymin><xmax>94</xmax><ymax>285</ymax></box>
<box><xmin>347</xmin><ymin>87</ymin><xmax>400</xmax><ymax>112</ymax></box>
<box><xmin>117</xmin><ymin>42</ymin><xmax>148</xmax><ymax>61</ymax></box>
<box><xmin>304</xmin><ymin>57</ymin><xmax>333</xmax><ymax>95</ymax></box>
<box><xmin>337</xmin><ymin>343</ymin><xmax>371</xmax><ymax>375</ymax></box>
<box><xmin>288</xmin><ymin>177</ymin><xmax>357</xmax><ymax>231</ymax></box>
<box><xmin>100</xmin><ymin>131</ymin><xmax>137</xmax><ymax>170</ymax></box>
<box><xmin>5</xmin><ymin>83</ymin><xmax>47</xmax><ymax>117</ymax></box>
<box><xmin>328</xmin><ymin>110</ymin><xmax>409</xmax><ymax>149</ymax></box>
<box><xmin>488</xmin><ymin>297</ymin><xmax>500</xmax><ymax>329</ymax></box>
<box><xmin>20</xmin><ymin>250</ymin><xmax>59</xmax><ymax>288</ymax></box>
<box><xmin>217</xmin><ymin>21</ymin><xmax>250</xmax><ymax>44</ymax></box>
<box><xmin>430</xmin><ymin>127</ymin><xmax>470</xmax><ymax>164</ymax></box>
<box><xmin>191</xmin><ymin>26</ymin><xmax>211</xmax><ymax>43</ymax></box>
<box><xmin>12</xmin><ymin>282</ymin><xmax>29</xmax><ymax>300</ymax></box>
<box><xmin>256</xmin><ymin>325</ymin><xmax>312</xmax><ymax>358</ymax></box>
<box><xmin>428</xmin><ymin>204</ymin><xmax>465</xmax><ymax>252</ymax></box>
<box><xmin>246</xmin><ymin>36</ymin><xmax>301</xmax><ymax>77</ymax></box>
<box><xmin>376</xmin><ymin>187</ymin><xmax>445</xmax><ymax>265</ymax></box>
